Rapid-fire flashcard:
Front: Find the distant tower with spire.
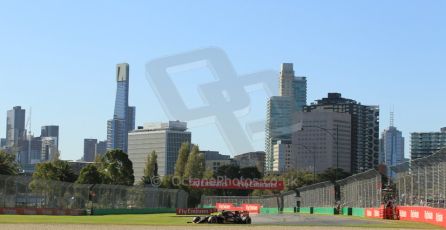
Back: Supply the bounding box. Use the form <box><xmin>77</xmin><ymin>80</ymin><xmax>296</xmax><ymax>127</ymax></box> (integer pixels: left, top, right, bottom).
<box><xmin>379</xmin><ymin>107</ymin><xmax>405</xmax><ymax>178</ymax></box>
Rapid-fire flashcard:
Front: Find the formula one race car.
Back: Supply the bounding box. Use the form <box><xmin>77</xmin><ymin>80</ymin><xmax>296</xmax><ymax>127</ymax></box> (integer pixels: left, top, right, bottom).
<box><xmin>191</xmin><ymin>210</ymin><xmax>252</xmax><ymax>224</ymax></box>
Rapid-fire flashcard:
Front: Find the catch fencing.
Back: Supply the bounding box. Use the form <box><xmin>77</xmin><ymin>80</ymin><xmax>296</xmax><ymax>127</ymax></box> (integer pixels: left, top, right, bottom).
<box><xmin>297</xmin><ymin>181</ymin><xmax>336</xmax><ymax>208</ymax></box>
<box><xmin>0</xmin><ymin>175</ymin><xmax>188</xmax><ymax>210</ymax></box>
<box><xmin>391</xmin><ymin>148</ymin><xmax>446</xmax><ymax>208</ymax></box>
<box><xmin>337</xmin><ymin>169</ymin><xmax>382</xmax><ymax>208</ymax></box>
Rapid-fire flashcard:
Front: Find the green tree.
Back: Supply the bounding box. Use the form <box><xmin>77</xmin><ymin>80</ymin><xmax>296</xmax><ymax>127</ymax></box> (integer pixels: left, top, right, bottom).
<box><xmin>141</xmin><ymin>151</ymin><xmax>158</xmax><ymax>185</ymax></box>
<box><xmin>215</xmin><ymin>164</ymin><xmax>240</xmax><ymax>179</ymax></box>
<box><xmin>318</xmin><ymin>168</ymin><xmax>351</xmax><ymax>182</ymax></box>
<box><xmin>100</xmin><ymin>149</ymin><xmax>135</xmax><ymax>186</ymax></box>
<box><xmin>32</xmin><ymin>160</ymin><xmax>77</xmax><ymax>182</ymax></box>
<box><xmin>160</xmin><ymin>175</ymin><xmax>176</xmax><ymax>189</ymax></box>
<box><xmin>240</xmin><ymin>166</ymin><xmax>261</xmax><ymax>179</ymax></box>
<box><xmin>174</xmin><ymin>142</ymin><xmax>190</xmax><ymax>177</ymax></box>
<box><xmin>184</xmin><ymin>145</ymin><xmax>204</xmax><ymax>179</ymax></box>
<box><xmin>75</xmin><ymin>164</ymin><xmax>103</xmax><ymax>184</ymax></box>
<box><xmin>0</xmin><ymin>150</ymin><xmax>19</xmax><ymax>175</ymax></box>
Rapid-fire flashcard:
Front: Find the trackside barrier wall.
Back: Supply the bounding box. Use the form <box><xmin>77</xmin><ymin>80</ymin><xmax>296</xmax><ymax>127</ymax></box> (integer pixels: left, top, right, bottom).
<box><xmin>397</xmin><ymin>206</ymin><xmax>446</xmax><ymax>228</ymax></box>
<box><xmin>260</xmin><ymin>208</ymin><xmax>280</xmax><ymax>214</ymax></box>
<box><xmin>342</xmin><ymin>207</ymin><xmax>352</xmax><ymax>216</ymax></box>
<box><xmin>313</xmin><ymin>207</ymin><xmax>336</xmax><ymax>215</ymax></box>
<box><xmin>299</xmin><ymin>207</ymin><xmax>313</xmax><ymax>214</ymax></box>
<box><xmin>352</xmin><ymin>208</ymin><xmax>365</xmax><ymax>217</ymax></box>
<box><xmin>0</xmin><ymin>207</ymin><xmax>85</xmax><ymax>215</ymax></box>
<box><xmin>92</xmin><ymin>208</ymin><xmax>176</xmax><ymax>215</ymax></box>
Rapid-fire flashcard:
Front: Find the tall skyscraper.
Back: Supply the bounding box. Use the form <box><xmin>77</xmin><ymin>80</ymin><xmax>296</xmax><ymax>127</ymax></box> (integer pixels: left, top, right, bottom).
<box><xmin>95</xmin><ymin>140</ymin><xmax>107</xmax><ymax>156</ymax></box>
<box><xmin>6</xmin><ymin>106</ymin><xmax>26</xmax><ymax>148</ymax></box>
<box><xmin>41</xmin><ymin>137</ymin><xmax>58</xmax><ymax>161</ymax></box>
<box><xmin>265</xmin><ymin>96</ymin><xmax>293</xmax><ymax>172</ymax></box>
<box><xmin>128</xmin><ymin>121</ymin><xmax>191</xmax><ymax>179</ymax></box>
<box><xmin>83</xmin><ymin>139</ymin><xmax>98</xmax><ymax>162</ymax></box>
<box><xmin>411</xmin><ymin>128</ymin><xmax>446</xmax><ymax>160</ymax></box>
<box><xmin>380</xmin><ymin>124</ymin><xmax>404</xmax><ymax>178</ymax></box>
<box><xmin>0</xmin><ymin>138</ymin><xmax>6</xmax><ymax>149</ymax></box>
<box><xmin>293</xmin><ymin>110</ymin><xmax>352</xmax><ymax>173</ymax></box>
<box><xmin>265</xmin><ymin>63</ymin><xmax>307</xmax><ymax>172</ymax></box>
<box><xmin>304</xmin><ymin>93</ymin><xmax>380</xmax><ymax>173</ymax></box>
<box><xmin>107</xmin><ymin>63</ymin><xmax>135</xmax><ymax>153</ymax></box>
<box><xmin>41</xmin><ymin>125</ymin><xmax>59</xmax><ymax>149</ymax></box>
<box><xmin>19</xmin><ymin>135</ymin><xmax>42</xmax><ymax>165</ymax></box>
<box><xmin>279</xmin><ymin>63</ymin><xmax>307</xmax><ymax>111</ymax></box>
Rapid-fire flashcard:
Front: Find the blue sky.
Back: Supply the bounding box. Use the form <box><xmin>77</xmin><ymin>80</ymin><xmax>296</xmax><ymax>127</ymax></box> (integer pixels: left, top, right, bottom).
<box><xmin>0</xmin><ymin>0</ymin><xmax>445</xmax><ymax>160</ymax></box>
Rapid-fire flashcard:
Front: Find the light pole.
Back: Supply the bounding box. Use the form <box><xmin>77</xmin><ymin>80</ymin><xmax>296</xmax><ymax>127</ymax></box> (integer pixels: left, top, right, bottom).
<box><xmin>300</xmin><ymin>124</ymin><xmax>340</xmax><ymax>182</ymax></box>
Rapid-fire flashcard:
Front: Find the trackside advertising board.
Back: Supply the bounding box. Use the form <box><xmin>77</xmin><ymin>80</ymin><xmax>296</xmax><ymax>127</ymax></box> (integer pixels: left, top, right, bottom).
<box><xmin>397</xmin><ymin>206</ymin><xmax>446</xmax><ymax>228</ymax></box>
<box><xmin>215</xmin><ymin>203</ymin><xmax>261</xmax><ymax>214</ymax></box>
<box><xmin>176</xmin><ymin>208</ymin><xmax>217</xmax><ymax>215</ymax></box>
<box><xmin>365</xmin><ymin>206</ymin><xmax>446</xmax><ymax>228</ymax></box>
<box><xmin>189</xmin><ymin>179</ymin><xmax>285</xmax><ymax>190</ymax></box>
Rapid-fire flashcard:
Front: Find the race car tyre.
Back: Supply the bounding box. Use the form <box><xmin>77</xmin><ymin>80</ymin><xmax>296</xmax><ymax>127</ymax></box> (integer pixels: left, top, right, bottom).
<box><xmin>208</xmin><ymin>216</ymin><xmax>217</xmax><ymax>224</ymax></box>
<box><xmin>192</xmin><ymin>217</ymin><xmax>201</xmax><ymax>223</ymax></box>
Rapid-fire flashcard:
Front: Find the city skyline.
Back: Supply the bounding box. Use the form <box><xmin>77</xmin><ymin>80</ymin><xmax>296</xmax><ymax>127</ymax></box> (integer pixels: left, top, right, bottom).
<box><xmin>1</xmin><ymin>1</ymin><xmax>445</xmax><ymax>160</ymax></box>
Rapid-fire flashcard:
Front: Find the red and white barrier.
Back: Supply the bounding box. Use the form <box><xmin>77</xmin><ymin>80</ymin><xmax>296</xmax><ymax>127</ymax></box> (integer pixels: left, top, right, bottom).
<box><xmin>215</xmin><ymin>203</ymin><xmax>261</xmax><ymax>214</ymax></box>
<box><xmin>365</xmin><ymin>205</ymin><xmax>384</xmax><ymax>219</ymax></box>
<box><xmin>397</xmin><ymin>206</ymin><xmax>446</xmax><ymax>228</ymax></box>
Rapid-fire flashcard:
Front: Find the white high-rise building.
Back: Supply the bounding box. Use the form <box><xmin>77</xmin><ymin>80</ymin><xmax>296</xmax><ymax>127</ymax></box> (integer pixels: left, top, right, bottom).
<box><xmin>273</xmin><ymin>140</ymin><xmax>293</xmax><ymax>173</ymax></box>
<box><xmin>128</xmin><ymin>121</ymin><xmax>191</xmax><ymax>180</ymax></box>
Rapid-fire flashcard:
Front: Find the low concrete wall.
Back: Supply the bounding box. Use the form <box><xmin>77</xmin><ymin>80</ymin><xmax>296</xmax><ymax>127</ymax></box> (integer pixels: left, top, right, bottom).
<box><xmin>299</xmin><ymin>207</ymin><xmax>313</xmax><ymax>214</ymax></box>
<box><xmin>313</xmin><ymin>207</ymin><xmax>336</xmax><ymax>215</ymax></box>
<box><xmin>260</xmin><ymin>208</ymin><xmax>279</xmax><ymax>214</ymax></box>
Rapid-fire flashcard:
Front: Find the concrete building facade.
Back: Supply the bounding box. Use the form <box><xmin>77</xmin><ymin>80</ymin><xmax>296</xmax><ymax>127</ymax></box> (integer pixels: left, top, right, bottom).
<box><xmin>6</xmin><ymin>106</ymin><xmax>26</xmax><ymax>148</ymax></box>
<box><xmin>128</xmin><ymin>121</ymin><xmax>191</xmax><ymax>181</ymax></box>
<box><xmin>411</xmin><ymin>128</ymin><xmax>446</xmax><ymax>160</ymax></box>
<box><xmin>201</xmin><ymin>151</ymin><xmax>232</xmax><ymax>174</ymax></box>
<box><xmin>41</xmin><ymin>125</ymin><xmax>59</xmax><ymax>149</ymax></box>
<box><xmin>273</xmin><ymin>140</ymin><xmax>293</xmax><ymax>173</ymax></box>
<box><xmin>303</xmin><ymin>93</ymin><xmax>379</xmax><ymax>173</ymax></box>
<box><xmin>83</xmin><ymin>138</ymin><xmax>98</xmax><ymax>162</ymax></box>
<box><xmin>234</xmin><ymin>151</ymin><xmax>266</xmax><ymax>174</ymax></box>
<box><xmin>293</xmin><ymin>110</ymin><xmax>352</xmax><ymax>173</ymax></box>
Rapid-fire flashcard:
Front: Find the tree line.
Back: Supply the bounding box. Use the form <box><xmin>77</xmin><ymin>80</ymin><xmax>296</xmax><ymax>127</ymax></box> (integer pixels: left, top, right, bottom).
<box><xmin>0</xmin><ymin>145</ymin><xmax>352</xmax><ymax>207</ymax></box>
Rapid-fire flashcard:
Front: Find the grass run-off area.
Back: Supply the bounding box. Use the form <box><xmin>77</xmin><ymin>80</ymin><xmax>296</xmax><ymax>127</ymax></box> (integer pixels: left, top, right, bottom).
<box><xmin>0</xmin><ymin>213</ymin><xmax>441</xmax><ymax>229</ymax></box>
<box><xmin>0</xmin><ymin>213</ymin><xmax>191</xmax><ymax>225</ymax></box>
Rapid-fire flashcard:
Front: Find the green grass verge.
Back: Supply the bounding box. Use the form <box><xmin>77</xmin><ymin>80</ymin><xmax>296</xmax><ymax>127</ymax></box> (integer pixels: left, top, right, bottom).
<box><xmin>0</xmin><ymin>213</ymin><xmax>441</xmax><ymax>229</ymax></box>
<box><xmin>0</xmin><ymin>213</ymin><xmax>191</xmax><ymax>225</ymax></box>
